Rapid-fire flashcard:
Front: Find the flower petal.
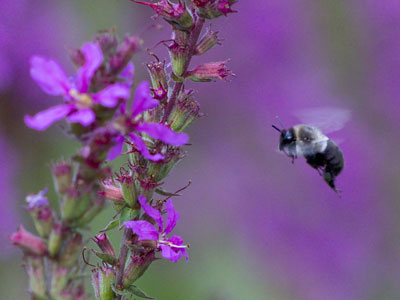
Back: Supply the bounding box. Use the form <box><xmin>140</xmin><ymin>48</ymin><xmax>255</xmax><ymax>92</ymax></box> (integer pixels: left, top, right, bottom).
<box><xmin>164</xmin><ymin>199</ymin><xmax>179</xmax><ymax>235</ymax></box>
<box><xmin>124</xmin><ymin>220</ymin><xmax>159</xmax><ymax>240</ymax></box>
<box><xmin>136</xmin><ymin>123</ymin><xmax>188</xmax><ymax>146</ymax></box>
<box><xmin>160</xmin><ymin>236</ymin><xmax>188</xmax><ymax>263</ymax></box>
<box><xmin>107</xmin><ymin>135</ymin><xmax>125</xmax><ymax>161</ymax></box>
<box><xmin>24</xmin><ymin>104</ymin><xmax>74</xmax><ymax>130</ymax></box>
<box><xmin>120</xmin><ymin>62</ymin><xmax>135</xmax><ymax>80</ymax></box>
<box><xmin>131</xmin><ymin>81</ymin><xmax>159</xmax><ymax>118</ymax></box>
<box><xmin>138</xmin><ymin>195</ymin><xmax>163</xmax><ymax>230</ymax></box>
<box><xmin>26</xmin><ymin>188</ymin><xmax>49</xmax><ymax>209</ymax></box>
<box><xmin>75</xmin><ymin>42</ymin><xmax>103</xmax><ymax>93</ymax></box>
<box><xmin>66</xmin><ymin>108</ymin><xmax>95</xmax><ymax>126</ymax></box>
<box><xmin>169</xmin><ymin>235</ymin><xmax>189</xmax><ymax>262</ymax></box>
<box><xmin>129</xmin><ymin>133</ymin><xmax>165</xmax><ymax>162</ymax></box>
<box><xmin>160</xmin><ymin>244</ymin><xmax>181</xmax><ymax>262</ymax></box>
<box><xmin>92</xmin><ymin>83</ymin><xmax>130</xmax><ymax>108</ymax></box>
<box><xmin>30</xmin><ymin>56</ymin><xmax>72</xmax><ymax>96</ymax></box>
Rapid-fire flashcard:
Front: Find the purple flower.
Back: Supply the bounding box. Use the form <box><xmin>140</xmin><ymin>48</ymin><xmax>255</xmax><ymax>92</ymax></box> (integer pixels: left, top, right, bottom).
<box><xmin>24</xmin><ymin>42</ymin><xmax>131</xmax><ymax>130</ymax></box>
<box><xmin>124</xmin><ymin>195</ymin><xmax>189</xmax><ymax>263</ymax></box>
<box><xmin>26</xmin><ymin>188</ymin><xmax>48</xmax><ymax>209</ymax></box>
<box><xmin>108</xmin><ymin>81</ymin><xmax>188</xmax><ymax>161</ymax></box>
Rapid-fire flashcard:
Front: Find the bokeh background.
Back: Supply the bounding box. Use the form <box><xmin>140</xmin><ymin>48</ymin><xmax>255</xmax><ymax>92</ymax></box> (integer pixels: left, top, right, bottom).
<box><xmin>1</xmin><ymin>1</ymin><xmax>400</xmax><ymax>299</ymax></box>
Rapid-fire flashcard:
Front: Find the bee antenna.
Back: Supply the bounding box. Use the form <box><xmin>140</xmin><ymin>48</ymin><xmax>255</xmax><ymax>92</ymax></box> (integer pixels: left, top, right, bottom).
<box><xmin>271</xmin><ymin>125</ymin><xmax>281</xmax><ymax>132</ymax></box>
<box><xmin>275</xmin><ymin>115</ymin><xmax>285</xmax><ymax>129</ymax></box>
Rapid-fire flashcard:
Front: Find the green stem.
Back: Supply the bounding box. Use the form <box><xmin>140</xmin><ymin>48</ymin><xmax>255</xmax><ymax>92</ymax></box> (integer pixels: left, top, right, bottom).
<box><xmin>115</xmin><ymin>228</ymin><xmax>133</xmax><ymax>300</ymax></box>
<box><xmin>164</xmin><ymin>16</ymin><xmax>205</xmax><ymax>121</ymax></box>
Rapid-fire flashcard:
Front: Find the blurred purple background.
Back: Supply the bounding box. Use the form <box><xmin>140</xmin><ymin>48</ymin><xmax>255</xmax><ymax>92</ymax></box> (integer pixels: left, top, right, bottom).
<box><xmin>1</xmin><ymin>1</ymin><xmax>400</xmax><ymax>299</ymax></box>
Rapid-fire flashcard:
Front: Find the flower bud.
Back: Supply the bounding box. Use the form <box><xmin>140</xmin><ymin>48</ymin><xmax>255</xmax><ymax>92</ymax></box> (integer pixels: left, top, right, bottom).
<box><xmin>193</xmin><ymin>0</ymin><xmax>237</xmax><ymax>19</ymax></box>
<box><xmin>92</xmin><ymin>233</ymin><xmax>116</xmax><ymax>257</ymax></box>
<box><xmin>134</xmin><ymin>0</ymin><xmax>194</xmax><ymax>30</ymax></box>
<box><xmin>118</xmin><ymin>174</ymin><xmax>138</xmax><ymax>208</ymax></box>
<box><xmin>91</xmin><ymin>267</ymin><xmax>116</xmax><ymax>300</ymax></box>
<box><xmin>168</xmin><ymin>89</ymin><xmax>202</xmax><ymax>132</ymax></box>
<box><xmin>60</xmin><ymin>233</ymin><xmax>83</xmax><ymax>267</ymax></box>
<box><xmin>217</xmin><ymin>0</ymin><xmax>237</xmax><ymax>16</ymax></box>
<box><xmin>100</xmin><ymin>181</ymin><xmax>124</xmax><ymax>204</ymax></box>
<box><xmin>61</xmin><ymin>187</ymin><xmax>91</xmax><ymax>221</ymax></box>
<box><xmin>123</xmin><ymin>253</ymin><xmax>155</xmax><ymax>286</ymax></box>
<box><xmin>26</xmin><ymin>189</ymin><xmax>54</xmax><ymax>238</ymax></box>
<box><xmin>147</xmin><ymin>60</ymin><xmax>168</xmax><ymax>92</ymax></box>
<box><xmin>11</xmin><ymin>225</ymin><xmax>47</xmax><ymax>256</ymax></box>
<box><xmin>76</xmin><ymin>194</ymin><xmax>106</xmax><ymax>226</ymax></box>
<box><xmin>138</xmin><ymin>176</ymin><xmax>159</xmax><ymax>200</ymax></box>
<box><xmin>194</xmin><ymin>27</ymin><xmax>221</xmax><ymax>55</ymax></box>
<box><xmin>110</xmin><ymin>35</ymin><xmax>141</xmax><ymax>74</ymax></box>
<box><xmin>167</xmin><ymin>40</ymin><xmax>187</xmax><ymax>76</ymax></box>
<box><xmin>148</xmin><ymin>147</ymin><xmax>185</xmax><ymax>181</ymax></box>
<box><xmin>26</xmin><ymin>256</ymin><xmax>46</xmax><ymax>298</ymax></box>
<box><xmin>93</xmin><ymin>28</ymin><xmax>118</xmax><ymax>56</ymax></box>
<box><xmin>186</xmin><ymin>60</ymin><xmax>234</xmax><ymax>82</ymax></box>
<box><xmin>75</xmin><ymin>128</ymin><xmax>117</xmax><ymax>177</ymax></box>
<box><xmin>48</xmin><ymin>223</ymin><xmax>65</xmax><ymax>257</ymax></box>
<box><xmin>50</xmin><ymin>265</ymin><xmax>69</xmax><ymax>299</ymax></box>
<box><xmin>69</xmin><ymin>48</ymin><xmax>86</xmax><ymax>67</ymax></box>
<box><xmin>52</xmin><ymin>160</ymin><xmax>73</xmax><ymax>195</ymax></box>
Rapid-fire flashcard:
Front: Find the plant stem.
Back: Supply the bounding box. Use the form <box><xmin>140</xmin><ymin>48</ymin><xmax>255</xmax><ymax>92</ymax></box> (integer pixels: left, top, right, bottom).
<box><xmin>164</xmin><ymin>16</ymin><xmax>205</xmax><ymax>120</ymax></box>
<box><xmin>115</xmin><ymin>227</ymin><xmax>133</xmax><ymax>300</ymax></box>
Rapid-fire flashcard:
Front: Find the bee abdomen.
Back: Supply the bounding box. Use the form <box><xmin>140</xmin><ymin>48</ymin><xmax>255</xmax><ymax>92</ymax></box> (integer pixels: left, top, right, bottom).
<box><xmin>304</xmin><ymin>139</ymin><xmax>344</xmax><ymax>191</ymax></box>
<box><xmin>323</xmin><ymin>140</ymin><xmax>344</xmax><ymax>176</ymax></box>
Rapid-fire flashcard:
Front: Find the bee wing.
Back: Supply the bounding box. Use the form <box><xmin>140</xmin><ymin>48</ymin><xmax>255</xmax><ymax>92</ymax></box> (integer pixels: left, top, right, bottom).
<box><xmin>294</xmin><ymin>107</ymin><xmax>351</xmax><ymax>134</ymax></box>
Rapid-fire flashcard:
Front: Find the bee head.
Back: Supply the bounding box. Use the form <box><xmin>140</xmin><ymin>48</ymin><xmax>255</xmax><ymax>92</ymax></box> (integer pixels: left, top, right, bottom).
<box><xmin>279</xmin><ymin>129</ymin><xmax>295</xmax><ymax>151</ymax></box>
<box><xmin>272</xmin><ymin>116</ymin><xmax>296</xmax><ymax>152</ymax></box>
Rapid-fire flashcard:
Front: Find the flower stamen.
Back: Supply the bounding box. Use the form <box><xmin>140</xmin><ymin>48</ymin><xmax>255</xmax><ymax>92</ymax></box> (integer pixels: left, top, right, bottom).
<box><xmin>158</xmin><ymin>240</ymin><xmax>189</xmax><ymax>249</ymax></box>
<box><xmin>69</xmin><ymin>89</ymin><xmax>93</xmax><ymax>108</ymax></box>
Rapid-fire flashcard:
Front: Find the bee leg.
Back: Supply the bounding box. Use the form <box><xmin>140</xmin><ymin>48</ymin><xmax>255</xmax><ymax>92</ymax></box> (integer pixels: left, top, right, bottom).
<box><xmin>322</xmin><ymin>172</ymin><xmax>342</xmax><ymax>196</ymax></box>
<box><xmin>316</xmin><ymin>168</ymin><xmax>323</xmax><ymax>176</ymax></box>
<box><xmin>290</xmin><ymin>155</ymin><xmax>296</xmax><ymax>164</ymax></box>
<box><xmin>331</xmin><ymin>186</ymin><xmax>342</xmax><ymax>198</ymax></box>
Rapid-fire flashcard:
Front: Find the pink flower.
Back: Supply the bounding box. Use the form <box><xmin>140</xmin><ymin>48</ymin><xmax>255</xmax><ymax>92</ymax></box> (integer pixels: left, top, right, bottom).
<box><xmin>124</xmin><ymin>195</ymin><xmax>189</xmax><ymax>263</ymax></box>
<box><xmin>108</xmin><ymin>81</ymin><xmax>188</xmax><ymax>161</ymax></box>
<box><xmin>186</xmin><ymin>60</ymin><xmax>234</xmax><ymax>81</ymax></box>
<box><xmin>25</xmin><ymin>42</ymin><xmax>132</xmax><ymax>130</ymax></box>
<box><xmin>10</xmin><ymin>225</ymin><xmax>47</xmax><ymax>255</ymax></box>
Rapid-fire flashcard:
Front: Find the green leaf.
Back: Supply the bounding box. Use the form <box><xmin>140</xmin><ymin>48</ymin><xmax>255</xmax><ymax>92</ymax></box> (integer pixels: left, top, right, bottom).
<box><xmin>155</xmin><ymin>188</ymin><xmax>180</xmax><ymax>197</ymax></box>
<box><xmin>125</xmin><ymin>285</ymin><xmax>155</xmax><ymax>299</ymax></box>
<box><xmin>100</xmin><ymin>219</ymin><xmax>119</xmax><ymax>232</ymax></box>
<box><xmin>188</xmin><ymin>76</ymin><xmax>212</xmax><ymax>82</ymax></box>
<box><xmin>111</xmin><ymin>284</ymin><xmax>155</xmax><ymax>299</ymax></box>
<box><xmin>111</xmin><ymin>284</ymin><xmax>126</xmax><ymax>296</ymax></box>
<box><xmin>119</xmin><ymin>207</ymin><xmax>139</xmax><ymax>227</ymax></box>
<box><xmin>92</xmin><ymin>250</ymin><xmax>118</xmax><ymax>266</ymax></box>
<box><xmin>171</xmin><ymin>72</ymin><xmax>185</xmax><ymax>82</ymax></box>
